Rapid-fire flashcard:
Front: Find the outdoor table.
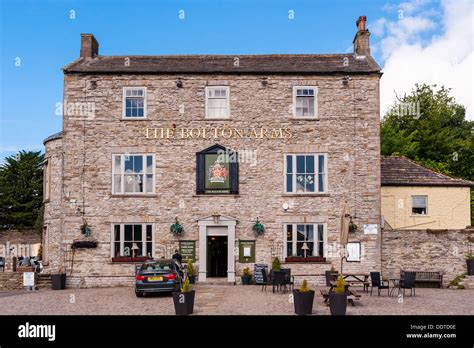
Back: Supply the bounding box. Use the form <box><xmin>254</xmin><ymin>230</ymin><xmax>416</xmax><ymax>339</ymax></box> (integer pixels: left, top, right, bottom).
<box><xmin>388</xmin><ymin>278</ymin><xmax>402</xmax><ymax>297</ymax></box>
<box><xmin>343</xmin><ymin>273</ymin><xmax>370</xmax><ymax>292</ymax></box>
<box><xmin>329</xmin><ymin>280</ymin><xmax>350</xmax><ymax>292</ymax></box>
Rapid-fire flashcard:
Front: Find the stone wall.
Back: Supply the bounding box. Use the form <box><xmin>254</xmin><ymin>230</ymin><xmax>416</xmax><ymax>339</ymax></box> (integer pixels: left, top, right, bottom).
<box><xmin>45</xmin><ymin>72</ymin><xmax>382</xmax><ymax>287</ymax></box>
<box><xmin>381</xmin><ymin>228</ymin><xmax>473</xmax><ymax>286</ymax></box>
<box><xmin>0</xmin><ymin>230</ymin><xmax>41</xmax><ymax>257</ymax></box>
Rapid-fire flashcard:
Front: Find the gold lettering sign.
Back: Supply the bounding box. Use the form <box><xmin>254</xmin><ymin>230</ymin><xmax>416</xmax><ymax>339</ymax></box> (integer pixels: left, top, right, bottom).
<box><xmin>144</xmin><ymin>127</ymin><xmax>294</xmax><ymax>139</ymax></box>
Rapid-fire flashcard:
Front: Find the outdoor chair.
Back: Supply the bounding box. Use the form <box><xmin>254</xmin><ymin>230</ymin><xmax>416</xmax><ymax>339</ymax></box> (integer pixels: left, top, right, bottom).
<box><xmin>260</xmin><ymin>268</ymin><xmax>272</xmax><ymax>292</ymax></box>
<box><xmin>400</xmin><ymin>271</ymin><xmax>416</xmax><ymax>297</ymax></box>
<box><xmin>272</xmin><ymin>270</ymin><xmax>287</xmax><ymax>293</ymax></box>
<box><xmin>0</xmin><ymin>257</ymin><xmax>4</xmax><ymax>272</ymax></box>
<box><xmin>370</xmin><ymin>272</ymin><xmax>389</xmax><ymax>296</ymax></box>
<box><xmin>282</xmin><ymin>268</ymin><xmax>294</xmax><ymax>291</ymax></box>
<box><xmin>325</xmin><ymin>271</ymin><xmax>338</xmax><ymax>287</ymax></box>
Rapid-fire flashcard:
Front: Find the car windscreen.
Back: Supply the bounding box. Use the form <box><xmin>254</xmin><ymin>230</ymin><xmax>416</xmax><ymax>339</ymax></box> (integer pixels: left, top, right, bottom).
<box><xmin>140</xmin><ymin>262</ymin><xmax>174</xmax><ymax>272</ymax></box>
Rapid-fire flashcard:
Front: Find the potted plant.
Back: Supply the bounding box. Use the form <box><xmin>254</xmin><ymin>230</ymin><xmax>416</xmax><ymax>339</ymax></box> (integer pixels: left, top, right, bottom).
<box><xmin>170</xmin><ymin>217</ymin><xmax>184</xmax><ymax>236</ymax></box>
<box><xmin>172</xmin><ymin>277</ymin><xmax>195</xmax><ymax>315</ymax></box>
<box><xmin>51</xmin><ymin>267</ymin><xmax>67</xmax><ymax>290</ymax></box>
<box><xmin>466</xmin><ymin>254</ymin><xmax>474</xmax><ymax>276</ymax></box>
<box><xmin>252</xmin><ymin>218</ymin><xmax>265</xmax><ymax>235</ymax></box>
<box><xmin>328</xmin><ymin>273</ymin><xmax>347</xmax><ymax>315</ymax></box>
<box><xmin>293</xmin><ymin>279</ymin><xmax>315</xmax><ymax>315</ymax></box>
<box><xmin>241</xmin><ymin>267</ymin><xmax>252</xmax><ymax>285</ymax></box>
<box><xmin>187</xmin><ymin>259</ymin><xmax>196</xmax><ymax>284</ymax></box>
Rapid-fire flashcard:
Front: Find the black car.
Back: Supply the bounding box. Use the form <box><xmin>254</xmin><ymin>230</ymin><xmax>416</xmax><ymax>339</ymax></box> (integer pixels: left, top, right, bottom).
<box><xmin>135</xmin><ymin>259</ymin><xmax>183</xmax><ymax>297</ymax></box>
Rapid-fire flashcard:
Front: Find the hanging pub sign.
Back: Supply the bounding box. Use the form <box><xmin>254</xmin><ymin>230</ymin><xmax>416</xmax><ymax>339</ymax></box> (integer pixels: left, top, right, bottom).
<box><xmin>206</xmin><ymin>153</ymin><xmax>230</xmax><ymax>192</ymax></box>
<box><xmin>179</xmin><ymin>240</ymin><xmax>196</xmax><ymax>262</ymax></box>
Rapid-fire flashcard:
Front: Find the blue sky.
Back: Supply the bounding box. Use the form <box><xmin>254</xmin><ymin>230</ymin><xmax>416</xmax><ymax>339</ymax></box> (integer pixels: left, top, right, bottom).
<box><xmin>1</xmin><ymin>0</ymin><xmax>472</xmax><ymax>161</ymax></box>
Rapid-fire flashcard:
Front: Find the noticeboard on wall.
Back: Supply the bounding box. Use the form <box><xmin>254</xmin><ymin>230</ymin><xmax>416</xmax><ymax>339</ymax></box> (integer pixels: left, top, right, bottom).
<box><xmin>179</xmin><ymin>240</ymin><xmax>196</xmax><ymax>262</ymax></box>
<box><xmin>238</xmin><ymin>240</ymin><xmax>255</xmax><ymax>263</ymax></box>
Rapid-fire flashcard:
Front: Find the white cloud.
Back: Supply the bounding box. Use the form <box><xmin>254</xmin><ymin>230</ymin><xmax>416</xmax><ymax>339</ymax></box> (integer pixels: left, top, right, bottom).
<box><xmin>375</xmin><ymin>0</ymin><xmax>473</xmax><ymax>119</ymax></box>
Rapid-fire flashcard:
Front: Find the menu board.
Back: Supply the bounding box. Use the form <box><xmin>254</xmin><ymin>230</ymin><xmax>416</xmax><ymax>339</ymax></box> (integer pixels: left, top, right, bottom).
<box><xmin>179</xmin><ymin>240</ymin><xmax>196</xmax><ymax>262</ymax></box>
<box><xmin>254</xmin><ymin>264</ymin><xmax>268</xmax><ymax>285</ymax></box>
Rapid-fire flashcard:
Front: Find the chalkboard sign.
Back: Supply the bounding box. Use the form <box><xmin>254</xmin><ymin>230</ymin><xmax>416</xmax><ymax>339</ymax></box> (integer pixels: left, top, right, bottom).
<box><xmin>179</xmin><ymin>240</ymin><xmax>196</xmax><ymax>262</ymax></box>
<box><xmin>254</xmin><ymin>264</ymin><xmax>268</xmax><ymax>285</ymax></box>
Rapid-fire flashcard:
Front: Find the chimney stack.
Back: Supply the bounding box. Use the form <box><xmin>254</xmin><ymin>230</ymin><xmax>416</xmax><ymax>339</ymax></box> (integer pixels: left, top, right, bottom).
<box><xmin>353</xmin><ymin>16</ymin><xmax>370</xmax><ymax>57</ymax></box>
<box><xmin>80</xmin><ymin>34</ymin><xmax>99</xmax><ymax>59</ymax></box>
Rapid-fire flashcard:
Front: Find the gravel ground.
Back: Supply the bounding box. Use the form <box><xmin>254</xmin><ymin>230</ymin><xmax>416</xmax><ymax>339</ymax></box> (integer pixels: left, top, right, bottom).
<box><xmin>0</xmin><ymin>286</ymin><xmax>473</xmax><ymax>315</ymax></box>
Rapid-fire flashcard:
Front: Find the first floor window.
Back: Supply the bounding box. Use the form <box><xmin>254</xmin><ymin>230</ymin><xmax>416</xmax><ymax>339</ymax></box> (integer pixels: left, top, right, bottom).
<box><xmin>112</xmin><ymin>154</ymin><xmax>154</xmax><ymax>194</ymax></box>
<box><xmin>205</xmin><ymin>86</ymin><xmax>230</xmax><ymax>119</ymax></box>
<box><xmin>113</xmin><ymin>224</ymin><xmax>154</xmax><ymax>257</ymax></box>
<box><xmin>285</xmin><ymin>223</ymin><xmax>325</xmax><ymax>258</ymax></box>
<box><xmin>285</xmin><ymin>154</ymin><xmax>327</xmax><ymax>193</ymax></box>
<box><xmin>412</xmin><ymin>195</ymin><xmax>428</xmax><ymax>215</ymax></box>
<box><xmin>123</xmin><ymin>87</ymin><xmax>146</xmax><ymax>118</ymax></box>
<box><xmin>293</xmin><ymin>86</ymin><xmax>317</xmax><ymax>118</ymax></box>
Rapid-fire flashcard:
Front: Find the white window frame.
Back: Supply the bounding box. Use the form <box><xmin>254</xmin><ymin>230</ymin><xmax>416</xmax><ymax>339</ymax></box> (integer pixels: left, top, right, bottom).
<box><xmin>284</xmin><ymin>223</ymin><xmax>327</xmax><ymax>258</ymax></box>
<box><xmin>292</xmin><ymin>86</ymin><xmax>318</xmax><ymax>119</ymax></box>
<box><xmin>110</xmin><ymin>223</ymin><xmax>155</xmax><ymax>258</ymax></box>
<box><xmin>205</xmin><ymin>86</ymin><xmax>230</xmax><ymax>119</ymax></box>
<box><xmin>122</xmin><ymin>87</ymin><xmax>147</xmax><ymax>119</ymax></box>
<box><xmin>111</xmin><ymin>154</ymin><xmax>155</xmax><ymax>195</ymax></box>
<box><xmin>411</xmin><ymin>195</ymin><xmax>428</xmax><ymax>215</ymax></box>
<box><xmin>284</xmin><ymin>153</ymin><xmax>328</xmax><ymax>194</ymax></box>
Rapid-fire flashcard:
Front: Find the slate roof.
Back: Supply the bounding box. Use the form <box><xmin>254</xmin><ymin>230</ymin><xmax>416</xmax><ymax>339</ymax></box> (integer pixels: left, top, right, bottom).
<box><xmin>63</xmin><ymin>54</ymin><xmax>381</xmax><ymax>74</ymax></box>
<box><xmin>381</xmin><ymin>156</ymin><xmax>473</xmax><ymax>187</ymax></box>
<box><xmin>43</xmin><ymin>131</ymin><xmax>62</xmax><ymax>145</ymax></box>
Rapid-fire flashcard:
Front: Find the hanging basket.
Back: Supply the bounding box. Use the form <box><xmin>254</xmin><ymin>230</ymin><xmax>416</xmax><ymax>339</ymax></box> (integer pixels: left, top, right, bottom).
<box><xmin>348</xmin><ymin>218</ymin><xmax>358</xmax><ymax>233</ymax></box>
<box><xmin>170</xmin><ymin>218</ymin><xmax>184</xmax><ymax>236</ymax></box>
<box><xmin>252</xmin><ymin>218</ymin><xmax>265</xmax><ymax>235</ymax></box>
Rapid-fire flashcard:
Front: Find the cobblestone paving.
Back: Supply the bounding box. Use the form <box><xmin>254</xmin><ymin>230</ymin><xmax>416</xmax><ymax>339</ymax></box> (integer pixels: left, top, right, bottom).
<box><xmin>0</xmin><ymin>286</ymin><xmax>472</xmax><ymax>315</ymax></box>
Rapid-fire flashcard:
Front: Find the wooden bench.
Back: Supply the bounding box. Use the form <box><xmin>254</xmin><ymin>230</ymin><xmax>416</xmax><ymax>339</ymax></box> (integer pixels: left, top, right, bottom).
<box><xmin>401</xmin><ymin>271</ymin><xmax>443</xmax><ymax>288</ymax></box>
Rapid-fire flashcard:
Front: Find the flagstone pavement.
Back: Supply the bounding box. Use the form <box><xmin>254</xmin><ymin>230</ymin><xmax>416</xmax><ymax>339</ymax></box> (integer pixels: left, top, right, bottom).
<box><xmin>0</xmin><ymin>285</ymin><xmax>472</xmax><ymax>315</ymax></box>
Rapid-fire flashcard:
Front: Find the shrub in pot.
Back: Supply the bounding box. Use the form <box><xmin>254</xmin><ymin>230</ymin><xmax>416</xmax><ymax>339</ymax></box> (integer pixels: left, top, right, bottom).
<box><xmin>293</xmin><ymin>279</ymin><xmax>315</xmax><ymax>315</ymax></box>
<box><xmin>51</xmin><ymin>267</ymin><xmax>66</xmax><ymax>290</ymax></box>
<box><xmin>466</xmin><ymin>254</ymin><xmax>474</xmax><ymax>276</ymax></box>
<box><xmin>172</xmin><ymin>278</ymin><xmax>195</xmax><ymax>315</ymax></box>
<box><xmin>329</xmin><ymin>273</ymin><xmax>347</xmax><ymax>315</ymax></box>
<box><xmin>241</xmin><ymin>267</ymin><xmax>252</xmax><ymax>285</ymax></box>
<box><xmin>187</xmin><ymin>260</ymin><xmax>196</xmax><ymax>284</ymax></box>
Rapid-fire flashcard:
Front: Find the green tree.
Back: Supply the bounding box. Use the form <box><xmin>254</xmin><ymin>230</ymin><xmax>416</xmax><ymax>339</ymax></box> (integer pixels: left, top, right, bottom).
<box><xmin>381</xmin><ymin>84</ymin><xmax>474</xmax><ymax>224</ymax></box>
<box><xmin>0</xmin><ymin>151</ymin><xmax>44</xmax><ymax>230</ymax></box>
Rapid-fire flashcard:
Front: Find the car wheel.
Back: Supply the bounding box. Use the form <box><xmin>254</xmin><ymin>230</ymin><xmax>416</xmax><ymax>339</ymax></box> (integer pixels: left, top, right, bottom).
<box><xmin>135</xmin><ymin>290</ymin><xmax>144</xmax><ymax>298</ymax></box>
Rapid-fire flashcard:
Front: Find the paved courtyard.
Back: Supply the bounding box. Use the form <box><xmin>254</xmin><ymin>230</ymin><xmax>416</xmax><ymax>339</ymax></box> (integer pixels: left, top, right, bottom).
<box><xmin>0</xmin><ymin>285</ymin><xmax>473</xmax><ymax>315</ymax></box>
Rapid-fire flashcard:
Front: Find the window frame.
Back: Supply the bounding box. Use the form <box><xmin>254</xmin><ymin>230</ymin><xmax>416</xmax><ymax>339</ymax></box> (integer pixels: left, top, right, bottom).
<box><xmin>43</xmin><ymin>158</ymin><xmax>51</xmax><ymax>202</ymax></box>
<box><xmin>111</xmin><ymin>154</ymin><xmax>155</xmax><ymax>195</ymax></box>
<box><xmin>411</xmin><ymin>195</ymin><xmax>428</xmax><ymax>215</ymax></box>
<box><xmin>110</xmin><ymin>223</ymin><xmax>155</xmax><ymax>258</ymax></box>
<box><xmin>292</xmin><ymin>86</ymin><xmax>318</xmax><ymax>119</ymax></box>
<box><xmin>284</xmin><ymin>153</ymin><xmax>328</xmax><ymax>194</ymax></box>
<box><xmin>122</xmin><ymin>87</ymin><xmax>147</xmax><ymax>119</ymax></box>
<box><xmin>205</xmin><ymin>86</ymin><xmax>230</xmax><ymax>119</ymax></box>
<box><xmin>284</xmin><ymin>223</ymin><xmax>327</xmax><ymax>258</ymax></box>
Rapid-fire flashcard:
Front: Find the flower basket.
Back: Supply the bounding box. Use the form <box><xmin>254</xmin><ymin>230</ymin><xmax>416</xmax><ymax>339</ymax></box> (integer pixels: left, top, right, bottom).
<box><xmin>252</xmin><ymin>218</ymin><xmax>265</xmax><ymax>235</ymax></box>
<box><xmin>170</xmin><ymin>218</ymin><xmax>184</xmax><ymax>236</ymax></box>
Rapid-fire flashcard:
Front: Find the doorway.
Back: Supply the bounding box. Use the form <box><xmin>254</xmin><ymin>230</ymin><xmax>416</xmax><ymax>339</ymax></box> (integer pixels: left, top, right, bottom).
<box><xmin>207</xmin><ymin>236</ymin><xmax>228</xmax><ymax>277</ymax></box>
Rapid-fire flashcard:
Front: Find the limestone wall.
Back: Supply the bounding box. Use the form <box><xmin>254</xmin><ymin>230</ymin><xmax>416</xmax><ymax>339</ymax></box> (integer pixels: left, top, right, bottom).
<box><xmin>381</xmin><ymin>228</ymin><xmax>473</xmax><ymax>286</ymax></box>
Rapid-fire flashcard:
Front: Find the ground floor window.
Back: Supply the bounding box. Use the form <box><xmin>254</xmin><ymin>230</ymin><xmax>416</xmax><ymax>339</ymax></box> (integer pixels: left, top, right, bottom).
<box><xmin>112</xmin><ymin>224</ymin><xmax>154</xmax><ymax>258</ymax></box>
<box><xmin>285</xmin><ymin>223</ymin><xmax>325</xmax><ymax>258</ymax></box>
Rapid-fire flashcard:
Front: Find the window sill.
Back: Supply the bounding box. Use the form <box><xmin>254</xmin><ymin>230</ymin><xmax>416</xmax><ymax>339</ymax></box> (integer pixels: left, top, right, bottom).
<box><xmin>410</xmin><ymin>214</ymin><xmax>430</xmax><ymax>217</ymax></box>
<box><xmin>193</xmin><ymin>194</ymin><xmax>240</xmax><ymax>197</ymax></box>
<box><xmin>281</xmin><ymin>193</ymin><xmax>329</xmax><ymax>197</ymax></box>
<box><xmin>111</xmin><ymin>257</ymin><xmax>153</xmax><ymax>263</ymax></box>
<box><xmin>290</xmin><ymin>117</ymin><xmax>320</xmax><ymax>121</ymax></box>
<box><xmin>111</xmin><ymin>194</ymin><xmax>158</xmax><ymax>198</ymax></box>
<box><xmin>120</xmin><ymin>117</ymin><xmax>147</xmax><ymax>121</ymax></box>
<box><xmin>203</xmin><ymin>118</ymin><xmax>231</xmax><ymax>121</ymax></box>
<box><xmin>284</xmin><ymin>257</ymin><xmax>326</xmax><ymax>263</ymax></box>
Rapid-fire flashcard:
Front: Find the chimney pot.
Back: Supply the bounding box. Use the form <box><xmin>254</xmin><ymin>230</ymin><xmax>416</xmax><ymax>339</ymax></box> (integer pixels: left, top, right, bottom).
<box><xmin>356</xmin><ymin>16</ymin><xmax>367</xmax><ymax>32</ymax></box>
<box><xmin>353</xmin><ymin>16</ymin><xmax>370</xmax><ymax>56</ymax></box>
<box><xmin>80</xmin><ymin>34</ymin><xmax>99</xmax><ymax>59</ymax></box>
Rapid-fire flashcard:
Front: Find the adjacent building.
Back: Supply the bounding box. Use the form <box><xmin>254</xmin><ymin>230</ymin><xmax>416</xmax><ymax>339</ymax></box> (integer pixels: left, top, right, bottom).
<box><xmin>43</xmin><ymin>16</ymin><xmax>383</xmax><ymax>287</ymax></box>
<box><xmin>381</xmin><ymin>156</ymin><xmax>473</xmax><ymax>230</ymax></box>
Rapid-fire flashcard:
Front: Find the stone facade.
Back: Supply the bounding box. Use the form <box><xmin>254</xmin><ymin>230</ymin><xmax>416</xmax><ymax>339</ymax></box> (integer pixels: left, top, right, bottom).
<box><xmin>44</xmin><ymin>19</ymin><xmax>383</xmax><ymax>287</ymax></box>
<box><xmin>381</xmin><ymin>228</ymin><xmax>474</xmax><ymax>286</ymax></box>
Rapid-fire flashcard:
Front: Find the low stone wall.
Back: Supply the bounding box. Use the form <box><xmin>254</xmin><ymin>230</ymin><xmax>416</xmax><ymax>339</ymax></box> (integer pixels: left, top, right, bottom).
<box><xmin>381</xmin><ymin>228</ymin><xmax>473</xmax><ymax>286</ymax></box>
<box><xmin>0</xmin><ymin>229</ymin><xmax>40</xmax><ymax>245</ymax></box>
<box><xmin>0</xmin><ymin>273</ymin><xmax>24</xmax><ymax>290</ymax></box>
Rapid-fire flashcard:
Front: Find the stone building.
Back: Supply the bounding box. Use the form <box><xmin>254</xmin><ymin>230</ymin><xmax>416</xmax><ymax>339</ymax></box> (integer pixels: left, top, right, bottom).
<box><xmin>381</xmin><ymin>156</ymin><xmax>473</xmax><ymax>230</ymax></box>
<box><xmin>43</xmin><ymin>16</ymin><xmax>383</xmax><ymax>287</ymax></box>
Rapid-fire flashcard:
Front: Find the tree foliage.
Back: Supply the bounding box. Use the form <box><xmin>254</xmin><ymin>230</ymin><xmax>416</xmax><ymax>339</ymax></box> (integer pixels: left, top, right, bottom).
<box><xmin>0</xmin><ymin>151</ymin><xmax>44</xmax><ymax>230</ymax></box>
<box><xmin>381</xmin><ymin>84</ymin><xmax>474</xmax><ymax>224</ymax></box>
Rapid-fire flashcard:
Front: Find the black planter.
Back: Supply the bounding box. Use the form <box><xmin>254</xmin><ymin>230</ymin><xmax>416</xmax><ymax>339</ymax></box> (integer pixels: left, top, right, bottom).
<box><xmin>293</xmin><ymin>290</ymin><xmax>315</xmax><ymax>315</ymax></box>
<box><xmin>328</xmin><ymin>292</ymin><xmax>347</xmax><ymax>315</ymax></box>
<box><xmin>188</xmin><ymin>275</ymin><xmax>196</xmax><ymax>284</ymax></box>
<box><xmin>467</xmin><ymin>259</ymin><xmax>474</xmax><ymax>276</ymax></box>
<box><xmin>51</xmin><ymin>274</ymin><xmax>66</xmax><ymax>290</ymax></box>
<box><xmin>172</xmin><ymin>291</ymin><xmax>195</xmax><ymax>315</ymax></box>
<box><xmin>241</xmin><ymin>276</ymin><xmax>251</xmax><ymax>285</ymax></box>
